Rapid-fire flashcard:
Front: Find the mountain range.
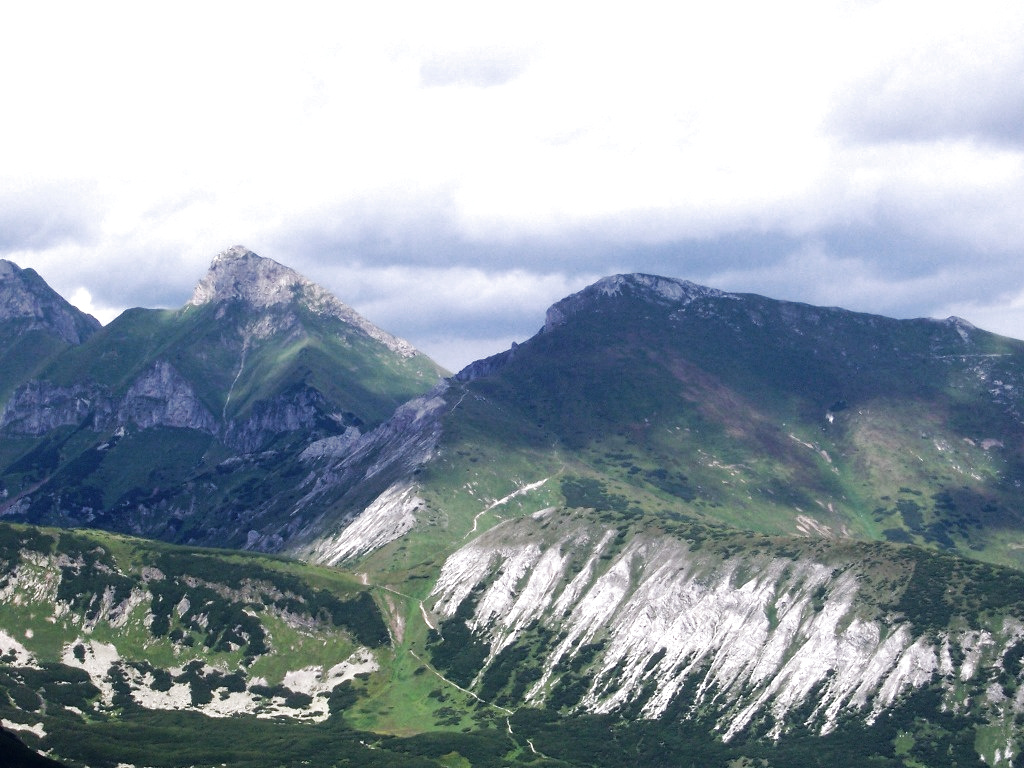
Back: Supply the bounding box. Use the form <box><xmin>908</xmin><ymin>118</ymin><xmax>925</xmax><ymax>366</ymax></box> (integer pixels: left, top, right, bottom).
<box><xmin>0</xmin><ymin>246</ymin><xmax>445</xmax><ymax>551</ymax></box>
<box><xmin>3</xmin><ymin>248</ymin><xmax>1024</xmax><ymax>767</ymax></box>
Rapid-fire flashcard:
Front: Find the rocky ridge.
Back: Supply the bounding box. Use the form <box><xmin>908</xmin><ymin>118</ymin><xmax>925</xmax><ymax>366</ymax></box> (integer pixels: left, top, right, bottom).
<box><xmin>0</xmin><ymin>248</ymin><xmax>440</xmax><ymax>445</ymax></box>
<box><xmin>0</xmin><ymin>259</ymin><xmax>100</xmax><ymax>345</ymax></box>
<box><xmin>290</xmin><ymin>383</ymin><xmax>451</xmax><ymax>562</ymax></box>
<box><xmin>0</xmin><ymin>361</ymin><xmax>218</xmax><ymax>436</ymax></box>
<box><xmin>543</xmin><ymin>273</ymin><xmax>733</xmax><ymax>331</ymax></box>
<box><xmin>189</xmin><ymin>246</ymin><xmax>417</xmax><ymax>357</ymax></box>
<box><xmin>0</xmin><ymin>249</ymin><xmax>446</xmax><ymax>554</ymax></box>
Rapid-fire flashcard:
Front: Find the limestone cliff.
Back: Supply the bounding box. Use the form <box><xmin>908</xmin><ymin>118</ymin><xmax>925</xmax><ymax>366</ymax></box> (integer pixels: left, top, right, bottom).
<box><xmin>429</xmin><ymin>516</ymin><xmax>1024</xmax><ymax>762</ymax></box>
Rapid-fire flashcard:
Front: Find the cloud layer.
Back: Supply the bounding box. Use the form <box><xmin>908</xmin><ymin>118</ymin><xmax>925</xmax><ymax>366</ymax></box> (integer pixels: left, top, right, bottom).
<box><xmin>1</xmin><ymin>1</ymin><xmax>1021</xmax><ymax>371</ymax></box>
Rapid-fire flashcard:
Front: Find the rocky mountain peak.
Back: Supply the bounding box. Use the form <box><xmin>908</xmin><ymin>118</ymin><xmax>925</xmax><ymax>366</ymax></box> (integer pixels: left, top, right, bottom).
<box><xmin>544</xmin><ymin>272</ymin><xmax>734</xmax><ymax>331</ymax></box>
<box><xmin>0</xmin><ymin>258</ymin><xmax>101</xmax><ymax>345</ymax></box>
<box><xmin>942</xmin><ymin>315</ymin><xmax>977</xmax><ymax>343</ymax></box>
<box><xmin>458</xmin><ymin>274</ymin><xmax>736</xmax><ymax>381</ymax></box>
<box><xmin>189</xmin><ymin>246</ymin><xmax>318</xmax><ymax>310</ymax></box>
<box><xmin>188</xmin><ymin>246</ymin><xmax>417</xmax><ymax>357</ymax></box>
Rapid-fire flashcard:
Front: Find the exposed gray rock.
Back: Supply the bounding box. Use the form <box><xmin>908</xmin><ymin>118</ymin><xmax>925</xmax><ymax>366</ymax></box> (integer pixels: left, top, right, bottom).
<box><xmin>224</xmin><ymin>386</ymin><xmax>346</xmax><ymax>453</ymax></box>
<box><xmin>298</xmin><ymin>428</ymin><xmax>362</xmax><ymax>461</ymax></box>
<box><xmin>292</xmin><ymin>383</ymin><xmax>450</xmax><ymax>560</ymax></box>
<box><xmin>189</xmin><ymin>246</ymin><xmax>418</xmax><ymax>357</ymax></box>
<box><xmin>455</xmin><ymin>343</ymin><xmax>518</xmax><ymax>382</ymax></box>
<box><xmin>0</xmin><ymin>380</ymin><xmax>110</xmax><ymax>434</ymax></box>
<box><xmin>1</xmin><ymin>361</ymin><xmax>216</xmax><ymax>436</ymax></box>
<box><xmin>117</xmin><ymin>361</ymin><xmax>218</xmax><ymax>432</ymax></box>
<box><xmin>0</xmin><ymin>259</ymin><xmax>100</xmax><ymax>345</ymax></box>
<box><xmin>431</xmin><ymin>518</ymin><xmax>1024</xmax><ymax>746</ymax></box>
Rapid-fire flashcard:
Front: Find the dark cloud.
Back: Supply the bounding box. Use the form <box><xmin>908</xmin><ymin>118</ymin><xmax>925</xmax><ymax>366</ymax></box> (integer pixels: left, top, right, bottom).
<box><xmin>265</xmin><ymin>206</ymin><xmax>1024</xmax><ymax>368</ymax></box>
<box><xmin>814</xmin><ymin>220</ymin><xmax>996</xmax><ymax>275</ymax></box>
<box><xmin>269</xmin><ymin>195</ymin><xmax>1023</xmax><ymax>341</ymax></box>
<box><xmin>277</xmin><ymin>206</ymin><xmax>991</xmax><ymax>293</ymax></box>
<box><xmin>831</xmin><ymin>48</ymin><xmax>1024</xmax><ymax>146</ymax></box>
<box><xmin>71</xmin><ymin>247</ymin><xmax>197</xmax><ymax>310</ymax></box>
<box><xmin>270</xmin><ymin>197</ymin><xmax>803</xmax><ymax>281</ymax></box>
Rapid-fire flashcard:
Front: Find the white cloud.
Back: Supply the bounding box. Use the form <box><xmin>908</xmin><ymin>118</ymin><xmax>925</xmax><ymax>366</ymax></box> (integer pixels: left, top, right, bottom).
<box><xmin>829</xmin><ymin>2</ymin><xmax>1024</xmax><ymax>146</ymax></box>
<box><xmin>66</xmin><ymin>288</ymin><xmax>123</xmax><ymax>326</ymax></box>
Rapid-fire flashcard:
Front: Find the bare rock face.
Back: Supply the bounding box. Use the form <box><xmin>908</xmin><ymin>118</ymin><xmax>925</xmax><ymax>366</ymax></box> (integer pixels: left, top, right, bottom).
<box><xmin>0</xmin><ymin>361</ymin><xmax>216</xmax><ymax>436</ymax></box>
<box><xmin>117</xmin><ymin>361</ymin><xmax>218</xmax><ymax>432</ymax></box>
<box><xmin>224</xmin><ymin>386</ymin><xmax>344</xmax><ymax>454</ymax></box>
<box><xmin>0</xmin><ymin>380</ymin><xmax>109</xmax><ymax>434</ymax></box>
<box><xmin>189</xmin><ymin>246</ymin><xmax>417</xmax><ymax>357</ymax></box>
<box><xmin>454</xmin><ymin>345</ymin><xmax>518</xmax><ymax>382</ymax></box>
<box><xmin>0</xmin><ymin>259</ymin><xmax>101</xmax><ymax>345</ymax></box>
<box><xmin>286</xmin><ymin>383</ymin><xmax>449</xmax><ymax>561</ymax></box>
<box><xmin>189</xmin><ymin>246</ymin><xmax>316</xmax><ymax>310</ymax></box>
<box><xmin>429</xmin><ymin>520</ymin><xmax>1024</xmax><ymax>745</ymax></box>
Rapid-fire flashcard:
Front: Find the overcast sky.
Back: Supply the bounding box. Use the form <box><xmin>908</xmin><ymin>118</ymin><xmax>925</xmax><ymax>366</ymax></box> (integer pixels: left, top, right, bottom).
<box><xmin>1</xmin><ymin>1</ymin><xmax>1022</xmax><ymax>372</ymax></box>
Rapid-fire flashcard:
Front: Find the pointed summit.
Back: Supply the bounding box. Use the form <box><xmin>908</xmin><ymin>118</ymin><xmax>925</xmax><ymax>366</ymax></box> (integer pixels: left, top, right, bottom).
<box><xmin>189</xmin><ymin>245</ymin><xmax>328</xmax><ymax>310</ymax></box>
<box><xmin>0</xmin><ymin>259</ymin><xmax>101</xmax><ymax>345</ymax></box>
<box><xmin>189</xmin><ymin>246</ymin><xmax>417</xmax><ymax>357</ymax></box>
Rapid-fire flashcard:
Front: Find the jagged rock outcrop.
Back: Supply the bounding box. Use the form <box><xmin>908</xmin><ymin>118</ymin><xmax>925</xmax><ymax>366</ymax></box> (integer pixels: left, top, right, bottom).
<box><xmin>223</xmin><ymin>386</ymin><xmax>346</xmax><ymax>454</ymax></box>
<box><xmin>0</xmin><ymin>380</ymin><xmax>104</xmax><ymax>434</ymax></box>
<box><xmin>117</xmin><ymin>360</ymin><xmax>218</xmax><ymax>432</ymax></box>
<box><xmin>291</xmin><ymin>383</ymin><xmax>450</xmax><ymax>562</ymax></box>
<box><xmin>454</xmin><ymin>344</ymin><xmax>518</xmax><ymax>382</ymax></box>
<box><xmin>0</xmin><ymin>362</ymin><xmax>216</xmax><ymax>436</ymax></box>
<box><xmin>0</xmin><ymin>259</ymin><xmax>103</xmax><ymax>411</ymax></box>
<box><xmin>543</xmin><ymin>274</ymin><xmax>731</xmax><ymax>331</ymax></box>
<box><xmin>190</xmin><ymin>246</ymin><xmax>418</xmax><ymax>357</ymax></box>
<box><xmin>0</xmin><ymin>259</ymin><xmax>100</xmax><ymax>345</ymax></box>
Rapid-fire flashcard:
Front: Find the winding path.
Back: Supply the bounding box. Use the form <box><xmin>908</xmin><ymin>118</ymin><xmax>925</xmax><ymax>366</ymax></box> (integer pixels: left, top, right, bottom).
<box><xmin>464</xmin><ymin>477</ymin><xmax>550</xmax><ymax>538</ymax></box>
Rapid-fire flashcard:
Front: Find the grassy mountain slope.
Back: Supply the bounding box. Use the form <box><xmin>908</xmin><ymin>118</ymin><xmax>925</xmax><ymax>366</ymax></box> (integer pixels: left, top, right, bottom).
<box><xmin>329</xmin><ymin>274</ymin><xmax>1024</xmax><ymax>613</ymax></box>
<box><xmin>265</xmin><ymin>274</ymin><xmax>1024</xmax><ymax>766</ymax></box>
<box><xmin>8</xmin><ymin>268</ymin><xmax>1024</xmax><ymax>765</ymax></box>
<box><xmin>0</xmin><ymin>521</ymin><xmax>460</xmax><ymax>767</ymax></box>
<box><xmin>0</xmin><ymin>250</ymin><xmax>446</xmax><ymax>549</ymax></box>
<box><xmin>32</xmin><ymin>296</ymin><xmax>441</xmax><ymax>431</ymax></box>
<box><xmin>6</xmin><ymin>514</ymin><xmax>1024</xmax><ymax>767</ymax></box>
<box><xmin>442</xmin><ymin>274</ymin><xmax>1024</xmax><ymax>569</ymax></box>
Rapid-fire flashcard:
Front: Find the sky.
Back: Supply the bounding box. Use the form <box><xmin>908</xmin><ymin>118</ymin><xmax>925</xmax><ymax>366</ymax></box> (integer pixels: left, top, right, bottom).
<box><xmin>1</xmin><ymin>1</ymin><xmax>1022</xmax><ymax>372</ymax></box>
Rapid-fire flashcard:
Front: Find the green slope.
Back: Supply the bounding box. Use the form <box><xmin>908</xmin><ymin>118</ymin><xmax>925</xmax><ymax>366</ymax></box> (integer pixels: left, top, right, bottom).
<box><xmin>34</xmin><ymin>298</ymin><xmax>443</xmax><ymax>429</ymax></box>
<box><xmin>0</xmin><ymin>251</ymin><xmax>446</xmax><ymax>549</ymax></box>
<box><xmin>0</xmin><ymin>522</ymin><xmax>553</xmax><ymax>768</ymax></box>
<box><xmin>5</xmin><ymin>515</ymin><xmax>1024</xmax><ymax>767</ymax></box>
<box><xmin>436</xmin><ymin>275</ymin><xmax>1024</xmax><ymax>569</ymax></box>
